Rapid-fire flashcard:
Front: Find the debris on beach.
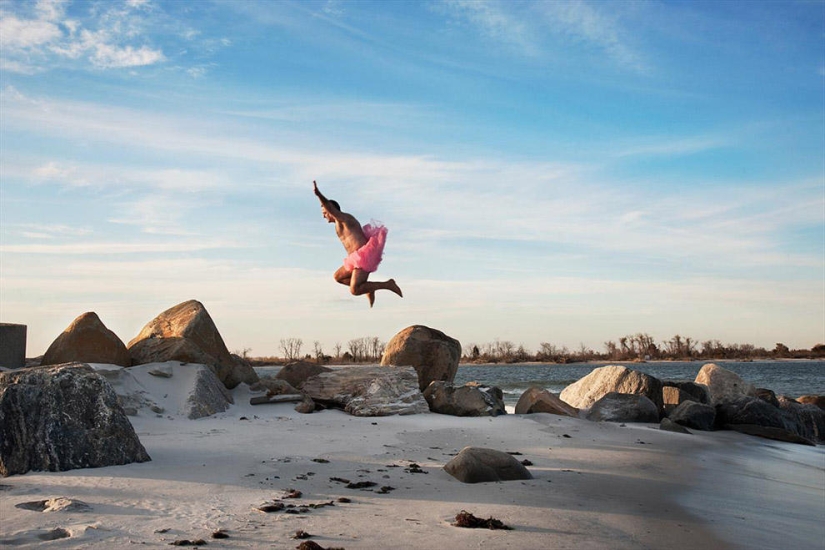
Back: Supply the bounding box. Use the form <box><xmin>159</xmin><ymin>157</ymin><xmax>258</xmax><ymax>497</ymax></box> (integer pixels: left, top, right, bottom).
<box><xmin>453</xmin><ymin>510</ymin><xmax>512</xmax><ymax>530</ymax></box>
<box><xmin>170</xmin><ymin>539</ymin><xmax>207</xmax><ymax>546</ymax></box>
<box><xmin>296</xmin><ymin>541</ymin><xmax>345</xmax><ymax>550</ymax></box>
<box><xmin>211</xmin><ymin>529</ymin><xmax>229</xmax><ymax>539</ymax></box>
<box><xmin>292</xmin><ymin>530</ymin><xmax>312</xmax><ymax>539</ymax></box>
<box><xmin>345</xmin><ymin>481</ymin><xmax>377</xmax><ymax>490</ymax></box>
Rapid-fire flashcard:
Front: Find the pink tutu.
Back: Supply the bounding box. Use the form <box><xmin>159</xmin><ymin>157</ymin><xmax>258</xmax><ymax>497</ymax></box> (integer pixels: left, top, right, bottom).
<box><xmin>343</xmin><ymin>222</ymin><xmax>387</xmax><ymax>273</ymax></box>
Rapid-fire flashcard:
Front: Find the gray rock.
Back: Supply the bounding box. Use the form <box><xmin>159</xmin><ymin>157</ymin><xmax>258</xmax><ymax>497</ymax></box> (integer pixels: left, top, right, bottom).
<box><xmin>669</xmin><ymin>401</ymin><xmax>716</xmax><ymax>431</ymax></box>
<box><xmin>756</xmin><ymin>388</ymin><xmax>780</xmax><ymax>407</ymax></box>
<box><xmin>181</xmin><ymin>365</ymin><xmax>234</xmax><ymax>420</ymax></box>
<box><xmin>514</xmin><ymin>387</ymin><xmax>578</xmax><ymax>417</ymax></box>
<box><xmin>694</xmin><ymin>363</ymin><xmax>756</xmax><ymax>405</ymax></box>
<box><xmin>274</xmin><ymin>361</ymin><xmax>331</xmax><ymax>389</ymax></box>
<box><xmin>585</xmin><ymin>392</ymin><xmax>660</xmax><ymax>423</ymax></box>
<box><xmin>715</xmin><ymin>396</ymin><xmax>801</xmax><ymax>435</ymax></box>
<box><xmin>777</xmin><ymin>395</ymin><xmax>825</xmax><ymax>443</ymax></box>
<box><xmin>380</xmin><ymin>325</ymin><xmax>461</xmax><ymax>391</ymax></box>
<box><xmin>444</xmin><ymin>447</ymin><xmax>533</xmax><ymax>483</ymax></box>
<box><xmin>0</xmin><ymin>363</ymin><xmax>150</xmax><ymax>476</ymax></box>
<box><xmin>660</xmin><ymin>418</ymin><xmax>692</xmax><ymax>434</ymax></box>
<box><xmin>560</xmin><ymin>365</ymin><xmax>663</xmax><ymax>411</ymax></box>
<box><xmin>128</xmin><ymin>300</ymin><xmax>258</xmax><ymax>389</ymax></box>
<box><xmin>300</xmin><ymin>366</ymin><xmax>428</xmax><ymax>416</ymax></box>
<box><xmin>41</xmin><ymin>312</ymin><xmax>130</xmax><ymax>367</ymax></box>
<box><xmin>423</xmin><ymin>381</ymin><xmax>506</xmax><ymax>417</ymax></box>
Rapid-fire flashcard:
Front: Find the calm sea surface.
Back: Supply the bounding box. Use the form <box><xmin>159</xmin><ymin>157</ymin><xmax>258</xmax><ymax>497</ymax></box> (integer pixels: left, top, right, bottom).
<box><xmin>453</xmin><ymin>360</ymin><xmax>825</xmax><ymax>407</ymax></box>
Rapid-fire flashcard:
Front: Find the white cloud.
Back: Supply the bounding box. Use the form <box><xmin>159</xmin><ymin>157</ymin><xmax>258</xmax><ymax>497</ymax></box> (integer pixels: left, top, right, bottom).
<box><xmin>90</xmin><ymin>41</ymin><xmax>165</xmax><ymax>68</ymax></box>
<box><xmin>0</xmin><ymin>0</ymin><xmax>165</xmax><ymax>70</ymax></box>
<box><xmin>0</xmin><ymin>13</ymin><xmax>61</xmax><ymax>49</ymax></box>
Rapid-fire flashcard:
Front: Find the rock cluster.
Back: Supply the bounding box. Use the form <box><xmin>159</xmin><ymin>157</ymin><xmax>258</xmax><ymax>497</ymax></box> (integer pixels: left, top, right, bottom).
<box><xmin>518</xmin><ymin>361</ymin><xmax>823</xmax><ymax>446</ymax></box>
<box><xmin>37</xmin><ymin>300</ymin><xmax>258</xmax><ymax>390</ymax></box>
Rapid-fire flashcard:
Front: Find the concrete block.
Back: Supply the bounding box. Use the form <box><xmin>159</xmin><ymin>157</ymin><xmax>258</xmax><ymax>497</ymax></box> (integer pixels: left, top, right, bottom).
<box><xmin>0</xmin><ymin>324</ymin><xmax>27</xmax><ymax>369</ymax></box>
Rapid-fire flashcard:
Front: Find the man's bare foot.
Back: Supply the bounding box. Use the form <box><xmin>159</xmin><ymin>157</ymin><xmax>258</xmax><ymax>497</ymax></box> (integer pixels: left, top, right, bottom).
<box><xmin>387</xmin><ymin>279</ymin><xmax>403</xmax><ymax>298</ymax></box>
<box><xmin>368</xmin><ymin>292</ymin><xmax>375</xmax><ymax>308</ymax></box>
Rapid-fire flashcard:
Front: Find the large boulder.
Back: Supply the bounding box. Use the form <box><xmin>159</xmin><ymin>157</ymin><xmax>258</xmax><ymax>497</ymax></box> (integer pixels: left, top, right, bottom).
<box><xmin>777</xmin><ymin>395</ymin><xmax>825</xmax><ymax>443</ymax></box>
<box><xmin>423</xmin><ymin>382</ymin><xmax>506</xmax><ymax>417</ymax></box>
<box><xmin>41</xmin><ymin>312</ymin><xmax>130</xmax><ymax>367</ymax></box>
<box><xmin>514</xmin><ymin>387</ymin><xmax>578</xmax><ymax>417</ymax></box>
<box><xmin>668</xmin><ymin>401</ymin><xmax>716</xmax><ymax>431</ymax></box>
<box><xmin>380</xmin><ymin>325</ymin><xmax>461</xmax><ymax>391</ymax></box>
<box><xmin>560</xmin><ymin>365</ymin><xmax>663</xmax><ymax>411</ymax></box>
<box><xmin>128</xmin><ymin>300</ymin><xmax>258</xmax><ymax>389</ymax></box>
<box><xmin>715</xmin><ymin>396</ymin><xmax>804</xmax><ymax>438</ymax></box>
<box><xmin>444</xmin><ymin>447</ymin><xmax>533</xmax><ymax>483</ymax></box>
<box><xmin>0</xmin><ymin>363</ymin><xmax>150</xmax><ymax>476</ymax></box>
<box><xmin>275</xmin><ymin>361</ymin><xmax>331</xmax><ymax>389</ymax></box>
<box><xmin>299</xmin><ymin>366</ymin><xmax>428</xmax><ymax>416</ymax></box>
<box><xmin>694</xmin><ymin>363</ymin><xmax>756</xmax><ymax>405</ymax></box>
<box><xmin>585</xmin><ymin>392</ymin><xmax>660</xmax><ymax>423</ymax></box>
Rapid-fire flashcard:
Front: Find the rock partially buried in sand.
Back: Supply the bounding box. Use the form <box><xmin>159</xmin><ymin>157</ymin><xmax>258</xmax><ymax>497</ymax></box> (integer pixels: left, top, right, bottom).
<box><xmin>128</xmin><ymin>299</ymin><xmax>258</xmax><ymax>389</ymax></box>
<box><xmin>444</xmin><ymin>447</ymin><xmax>533</xmax><ymax>483</ymax></box>
<box><xmin>0</xmin><ymin>363</ymin><xmax>151</xmax><ymax>476</ymax></box>
<box><xmin>515</xmin><ymin>386</ymin><xmax>578</xmax><ymax>417</ymax></box>
<box><xmin>41</xmin><ymin>312</ymin><xmax>130</xmax><ymax>367</ymax></box>
<box><xmin>423</xmin><ymin>381</ymin><xmax>506</xmax><ymax>416</ymax></box>
<box><xmin>300</xmin><ymin>366</ymin><xmax>428</xmax><ymax>416</ymax></box>
<box><xmin>380</xmin><ymin>325</ymin><xmax>461</xmax><ymax>391</ymax></box>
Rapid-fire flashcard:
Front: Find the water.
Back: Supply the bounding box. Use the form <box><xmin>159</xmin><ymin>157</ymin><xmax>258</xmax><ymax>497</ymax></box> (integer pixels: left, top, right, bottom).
<box><xmin>453</xmin><ymin>360</ymin><xmax>825</xmax><ymax>407</ymax></box>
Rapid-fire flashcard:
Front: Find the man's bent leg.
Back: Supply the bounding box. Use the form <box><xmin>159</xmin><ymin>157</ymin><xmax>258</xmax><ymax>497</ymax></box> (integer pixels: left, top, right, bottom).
<box><xmin>334</xmin><ymin>266</ymin><xmax>352</xmax><ymax>287</ymax></box>
<box><xmin>350</xmin><ymin>269</ymin><xmax>403</xmax><ymax>307</ymax></box>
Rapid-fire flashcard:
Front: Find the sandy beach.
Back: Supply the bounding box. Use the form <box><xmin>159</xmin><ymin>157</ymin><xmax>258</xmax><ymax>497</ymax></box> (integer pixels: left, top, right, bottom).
<box><xmin>1</xmin><ymin>363</ymin><xmax>823</xmax><ymax>549</ymax></box>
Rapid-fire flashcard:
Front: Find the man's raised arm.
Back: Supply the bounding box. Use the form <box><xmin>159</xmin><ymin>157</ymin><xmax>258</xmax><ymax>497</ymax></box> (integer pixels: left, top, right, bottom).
<box><xmin>314</xmin><ymin>180</ymin><xmax>341</xmax><ymax>215</ymax></box>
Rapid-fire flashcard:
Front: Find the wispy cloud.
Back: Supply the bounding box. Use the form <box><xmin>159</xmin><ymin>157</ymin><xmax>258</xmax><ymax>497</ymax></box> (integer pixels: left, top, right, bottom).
<box><xmin>0</xmin><ymin>0</ymin><xmax>164</xmax><ymax>72</ymax></box>
<box><xmin>438</xmin><ymin>0</ymin><xmax>647</xmax><ymax>72</ymax></box>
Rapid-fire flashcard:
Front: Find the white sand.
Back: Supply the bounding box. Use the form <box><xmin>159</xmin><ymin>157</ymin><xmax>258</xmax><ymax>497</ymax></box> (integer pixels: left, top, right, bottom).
<box><xmin>1</xmin><ymin>363</ymin><xmax>823</xmax><ymax>549</ymax></box>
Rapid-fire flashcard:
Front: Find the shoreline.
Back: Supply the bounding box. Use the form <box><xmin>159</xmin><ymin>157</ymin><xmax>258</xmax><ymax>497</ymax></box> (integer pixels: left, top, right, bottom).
<box><xmin>3</xmin><ymin>373</ymin><xmax>823</xmax><ymax>549</ymax></box>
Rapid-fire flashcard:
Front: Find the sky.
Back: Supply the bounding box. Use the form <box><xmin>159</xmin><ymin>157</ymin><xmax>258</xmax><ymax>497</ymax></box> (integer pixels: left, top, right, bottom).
<box><xmin>1</xmin><ymin>0</ymin><xmax>823</xmax><ymax>358</ymax></box>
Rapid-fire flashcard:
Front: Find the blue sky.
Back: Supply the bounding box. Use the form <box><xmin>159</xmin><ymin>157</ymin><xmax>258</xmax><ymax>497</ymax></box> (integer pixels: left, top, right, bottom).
<box><xmin>1</xmin><ymin>0</ymin><xmax>823</xmax><ymax>357</ymax></box>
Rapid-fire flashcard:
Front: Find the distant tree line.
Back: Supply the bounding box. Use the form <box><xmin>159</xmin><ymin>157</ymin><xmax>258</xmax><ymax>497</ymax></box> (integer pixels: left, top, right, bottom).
<box><xmin>245</xmin><ymin>336</ymin><xmax>386</xmax><ymax>365</ymax></box>
<box><xmin>462</xmin><ymin>335</ymin><xmax>825</xmax><ymax>364</ymax></box>
<box><xmin>241</xmin><ymin>334</ymin><xmax>825</xmax><ymax>365</ymax></box>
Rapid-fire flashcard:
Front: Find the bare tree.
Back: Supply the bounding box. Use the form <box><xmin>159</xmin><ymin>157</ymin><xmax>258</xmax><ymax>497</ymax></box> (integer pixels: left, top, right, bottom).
<box><xmin>279</xmin><ymin>338</ymin><xmax>303</xmax><ymax>361</ymax></box>
<box><xmin>334</xmin><ymin>342</ymin><xmax>342</xmax><ymax>358</ymax></box>
<box><xmin>313</xmin><ymin>340</ymin><xmax>324</xmax><ymax>363</ymax></box>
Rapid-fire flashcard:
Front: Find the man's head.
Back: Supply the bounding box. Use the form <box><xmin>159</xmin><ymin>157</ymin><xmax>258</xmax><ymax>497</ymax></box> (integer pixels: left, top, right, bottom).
<box><xmin>322</xmin><ymin>199</ymin><xmax>340</xmax><ymax>223</ymax></box>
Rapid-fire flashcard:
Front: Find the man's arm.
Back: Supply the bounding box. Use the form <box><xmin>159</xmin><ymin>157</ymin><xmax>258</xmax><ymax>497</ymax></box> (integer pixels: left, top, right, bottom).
<box><xmin>313</xmin><ymin>180</ymin><xmax>342</xmax><ymax>216</ymax></box>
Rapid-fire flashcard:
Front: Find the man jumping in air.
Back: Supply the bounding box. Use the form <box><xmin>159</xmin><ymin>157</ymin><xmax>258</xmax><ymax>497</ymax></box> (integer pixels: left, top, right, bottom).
<box><xmin>314</xmin><ymin>180</ymin><xmax>403</xmax><ymax>307</ymax></box>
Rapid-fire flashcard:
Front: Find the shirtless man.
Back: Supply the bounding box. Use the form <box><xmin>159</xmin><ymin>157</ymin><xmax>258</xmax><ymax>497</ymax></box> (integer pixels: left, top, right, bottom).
<box><xmin>314</xmin><ymin>180</ymin><xmax>403</xmax><ymax>307</ymax></box>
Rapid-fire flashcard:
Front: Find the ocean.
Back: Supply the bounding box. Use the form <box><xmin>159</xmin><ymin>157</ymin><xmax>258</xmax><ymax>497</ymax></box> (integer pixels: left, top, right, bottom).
<box><xmin>453</xmin><ymin>360</ymin><xmax>825</xmax><ymax>407</ymax></box>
